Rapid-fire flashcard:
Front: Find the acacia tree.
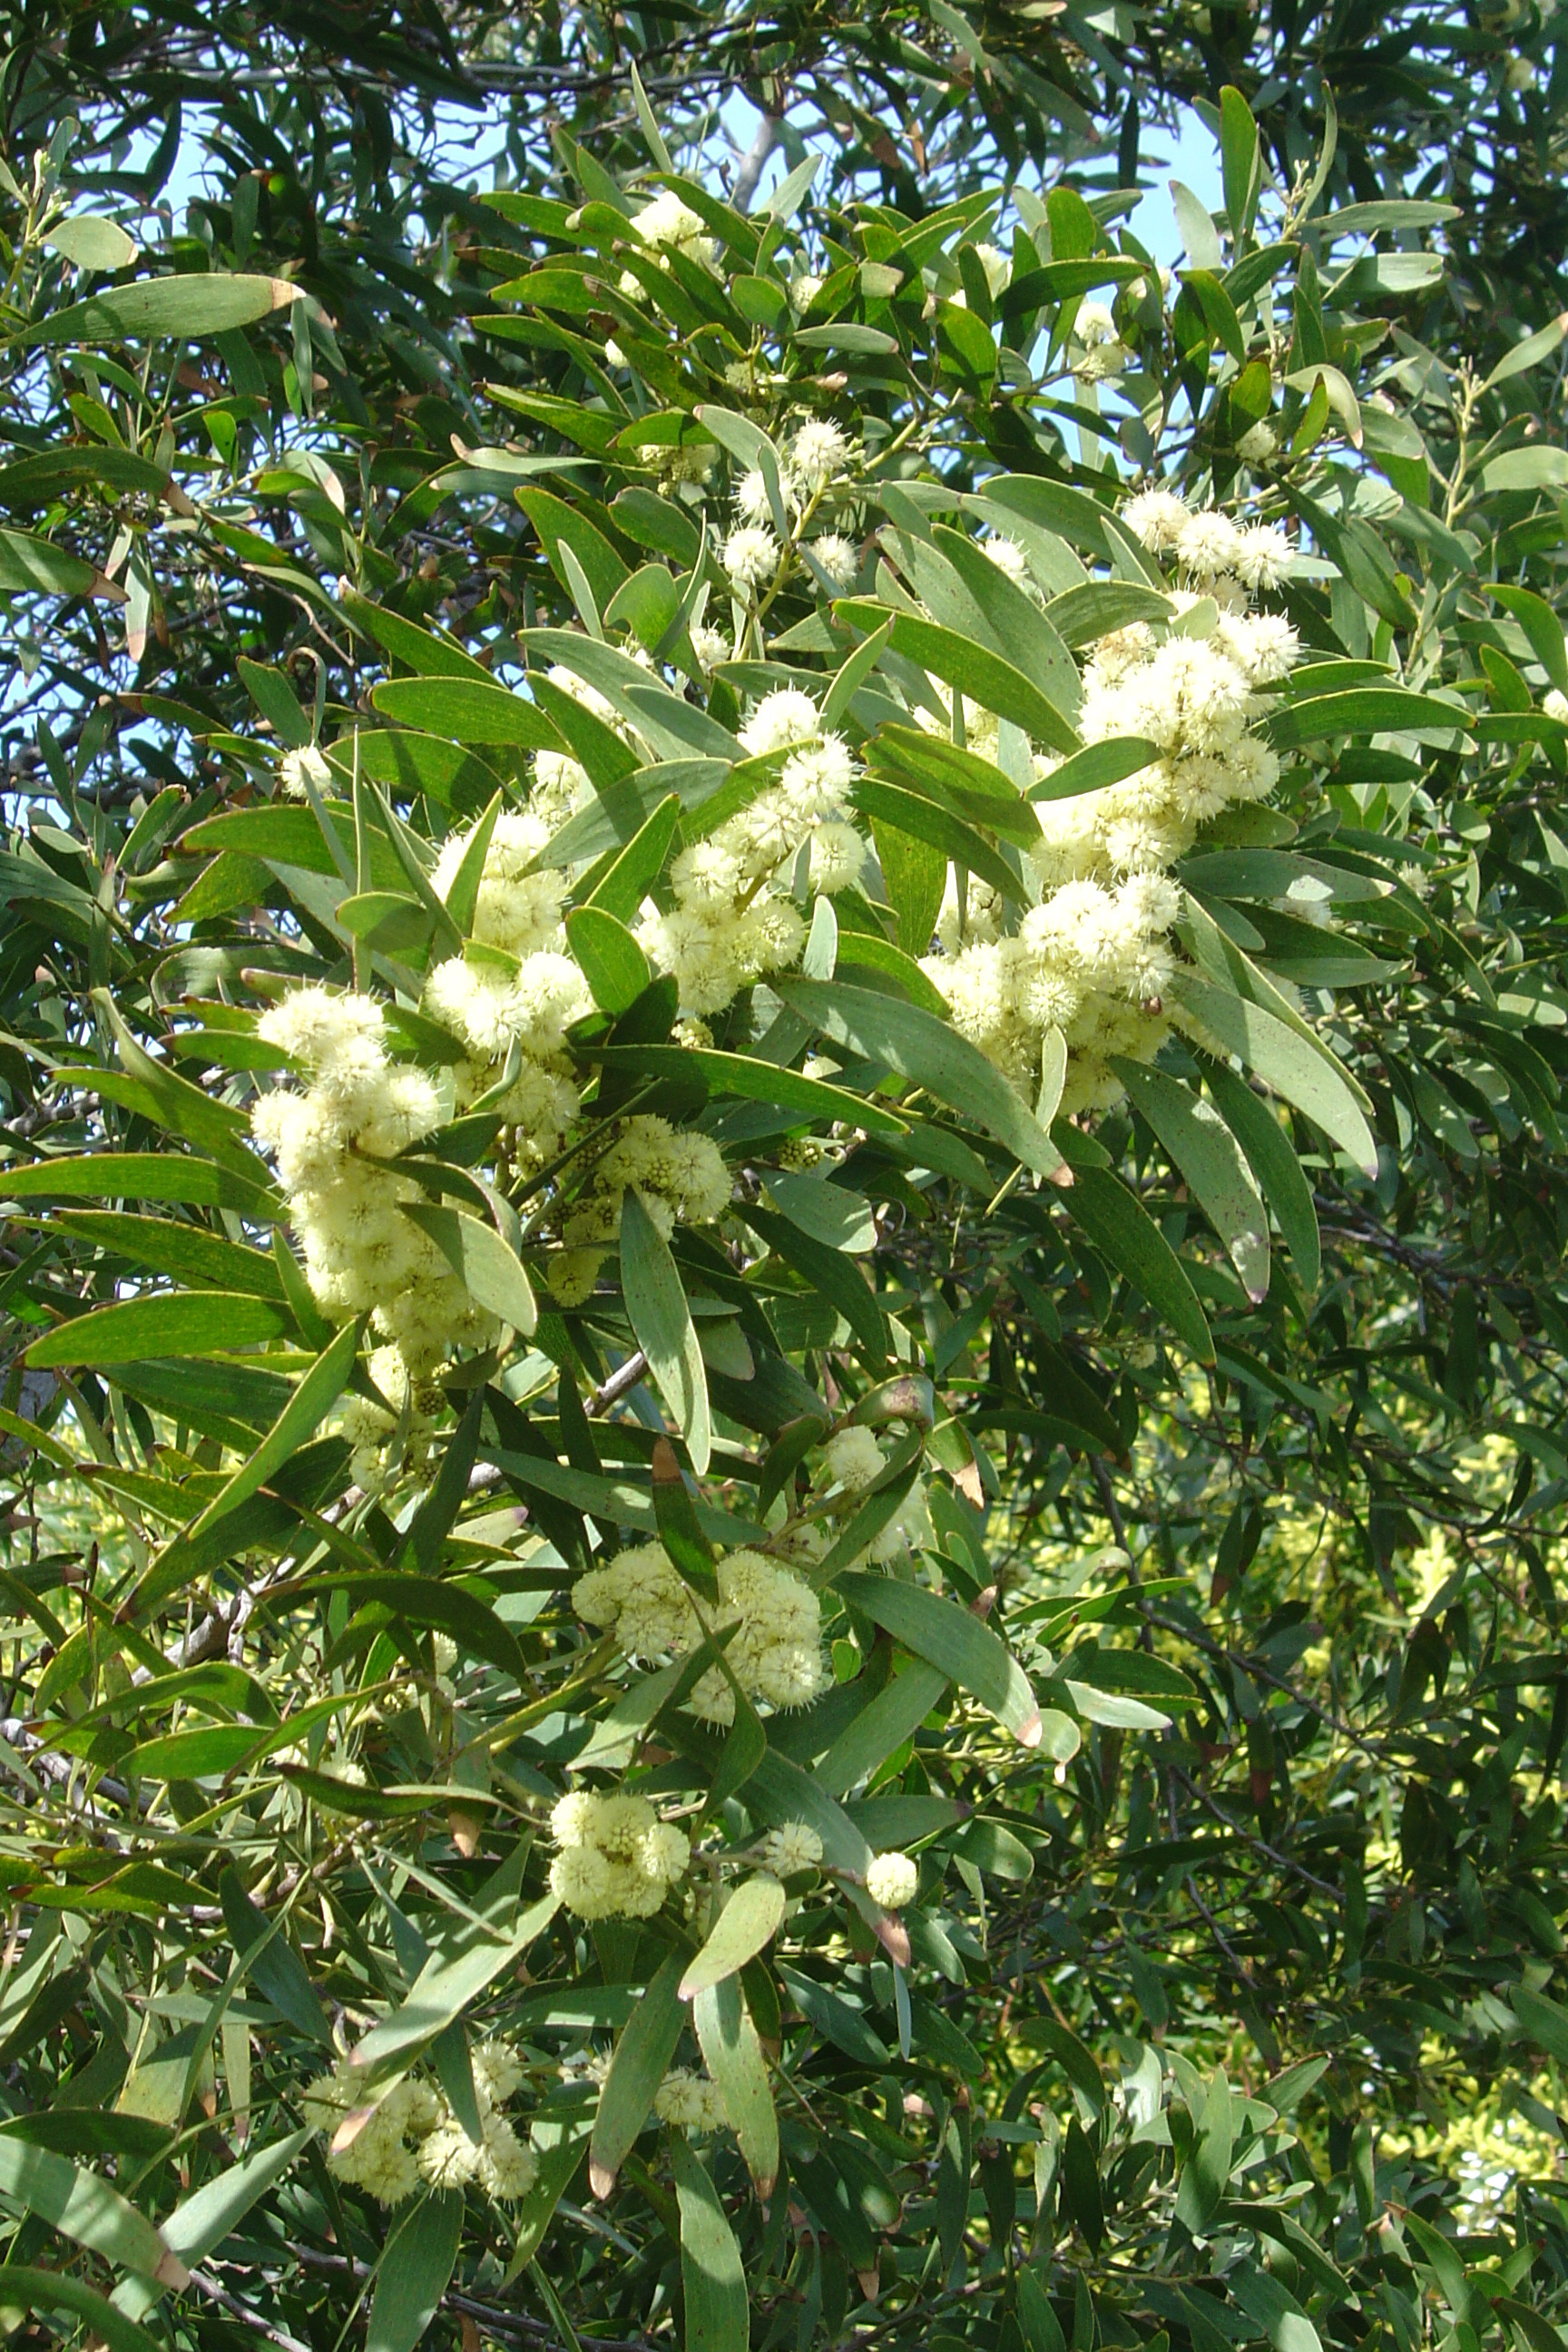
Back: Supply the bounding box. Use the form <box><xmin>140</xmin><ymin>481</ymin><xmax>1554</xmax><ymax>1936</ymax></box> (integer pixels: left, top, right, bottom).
<box><xmin>4</xmin><ymin>14</ymin><xmax>1568</xmax><ymax>2352</ymax></box>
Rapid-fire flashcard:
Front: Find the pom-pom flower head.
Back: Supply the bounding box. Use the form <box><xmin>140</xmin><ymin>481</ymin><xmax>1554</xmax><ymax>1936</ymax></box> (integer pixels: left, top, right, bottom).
<box><xmin>549</xmin><ymin>1787</ymin><xmax>690</xmax><ymax>1920</ymax></box>
<box><xmin>865</xmin><ymin>1850</ymin><xmax>920</xmax><ymax>1910</ymax></box>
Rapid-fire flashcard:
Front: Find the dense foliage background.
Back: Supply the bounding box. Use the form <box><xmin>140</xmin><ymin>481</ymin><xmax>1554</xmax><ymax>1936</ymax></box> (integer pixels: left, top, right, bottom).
<box><xmin>5</xmin><ymin>9</ymin><xmax>1568</xmax><ymax>2352</ymax></box>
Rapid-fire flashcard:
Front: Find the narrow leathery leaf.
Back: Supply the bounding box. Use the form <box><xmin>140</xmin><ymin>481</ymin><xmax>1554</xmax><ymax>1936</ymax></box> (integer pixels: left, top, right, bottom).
<box><xmin>693</xmin><ymin>1977</ymin><xmax>777</xmax><ymax>2197</ymax></box>
<box><xmin>776</xmin><ymin>1965</ymin><xmax>890</xmax><ymax>2065</ymax></box>
<box><xmin>589</xmin><ymin>1949</ymin><xmax>687</xmax><ymax>2197</ymax></box>
<box><xmin>680</xmin><ymin>1876</ymin><xmax>787</xmax><ymax>2000</ymax></box>
<box><xmin>1116</xmin><ymin>1062</ymin><xmax>1270</xmax><ymax>1301</ymax></box>
<box><xmin>0</xmin><ymin>2134</ymin><xmax>187</xmax><ymax>2285</ymax></box>
<box><xmin>1266</xmin><ymin>688</ymin><xmax>1473</xmax><ymax>747</ymax></box>
<box><xmin>621</xmin><ymin>1189</ymin><xmax>711</xmax><ymax>1473</ymax></box>
<box><xmin>1174</xmin><ymin>975</ymin><xmax>1377</xmax><ymax>1176</ymax></box>
<box><xmin>0</xmin><ymin>1153</ymin><xmax>274</xmax><ymax>1213</ymax></box>
<box><xmin>836</xmin><ymin>602</ymin><xmax>1081</xmax><ymax>754</ymax></box>
<box><xmin>1205</xmin><ymin>1062</ymin><xmax>1320</xmax><ymax>1289</ymax></box>
<box><xmin>22</xmin><ymin>272</ymin><xmax>293</xmax><ymax>347</ymax></box>
<box><xmin>852</xmin><ymin>778</ymin><xmax>1026</xmax><ymax>904</ymax></box>
<box><xmin>219</xmin><ymin>1871</ymin><xmax>330</xmax><ymax>2047</ymax></box>
<box><xmin>740</xmin><ymin>1203</ymin><xmax>887</xmax><ymax>1361</ymax></box>
<box><xmin>867</xmin><ymin>724</ymin><xmax>1043</xmax><ymax>845</ymax></box>
<box><xmin>836</xmin><ymin>1572</ymin><xmax>1042</xmax><ymax>1746</ymax></box>
<box><xmin>818</xmin><ymin>1663</ymin><xmax>952</xmax><ymax>1797</ymax></box>
<box><xmin>293</xmin><ymin>1573</ymin><xmax>528</xmax><ymax>1682</ymax></box>
<box><xmin>1174</xmin><ymin>2068</ymin><xmax>1234</xmax><ymax>2235</ymax></box>
<box><xmin>441</xmin><ymin>789</ymin><xmax>503</xmax><ymax>937</ymax></box>
<box><xmin>353</xmin><ymin>1894</ymin><xmax>559</xmax><ymax>2073</ymax></box>
<box><xmin>672</xmin><ymin>2137</ymin><xmax>749</xmax><ymax>2352</ymax></box>
<box><xmin>775</xmin><ymin>977</ymin><xmax>1064</xmax><ymax>1180</ymax></box>
<box><xmin>1062</xmin><ymin>1167</ymin><xmax>1215</xmax><ymax>1362</ymax></box>
<box><xmin>929</xmin><ymin>526</ymin><xmax>1083</xmax><ymax>717</ymax></box>
<box><xmin>822</xmin><ymin>617</ymin><xmax>892</xmax><ymax>730</ymax></box>
<box><xmin>159</xmin><ymin>2127</ymin><xmax>313</xmax><ymax>2275</ymax></box>
<box><xmin>584</xmin><ymin>792</ymin><xmax>681</xmax><ymax>920</ymax></box>
<box><xmin>744</xmin><ymin>1752</ymin><xmax>907</xmax><ymax>1960</ymax></box>
<box><xmin>9</xmin><ymin>2269</ymin><xmax>168</xmax><ymax>2352</ymax></box>
<box><xmin>338</xmin><ymin>587</ymin><xmax>493</xmax><ymax>682</ymax></box>
<box><xmin>402</xmin><ymin>1200</ymin><xmax>536</xmax><ymax>1336</ymax></box>
<box><xmin>565</xmin><ymin>906</ymin><xmax>652</xmax><ymax>1014</ymax></box>
<box><xmin>366</xmin><ymin>2191</ymin><xmax>464</xmax><ymax>2352</ymax></box>
<box><xmin>869</xmin><ymin>814</ymin><xmax>946</xmax><ymax>955</ymax></box>
<box><xmin>132</xmin><ymin>1321</ymin><xmax>358</xmax><ymax>1611</ymax></box>
<box><xmin>45</xmin><ymin>1210</ymin><xmax>285</xmax><ymax>1300</ymax></box>
<box><xmin>371</xmin><ymin>675</ymin><xmax>567</xmax><ymax>750</ymax></box>
<box><xmin>585</xmin><ymin>1043</ymin><xmax>907</xmax><ymax>1134</ymax></box>
<box><xmin>25</xmin><ymin>1289</ymin><xmax>290</xmax><ymax>1367</ymax></box>
<box><xmin>402</xmin><ymin>1391</ymin><xmax>485</xmax><ymax>1579</ymax></box>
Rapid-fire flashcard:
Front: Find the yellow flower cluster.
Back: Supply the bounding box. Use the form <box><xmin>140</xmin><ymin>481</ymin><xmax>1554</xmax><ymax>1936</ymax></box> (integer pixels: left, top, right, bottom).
<box><xmin>302</xmin><ymin>2038</ymin><xmax>534</xmax><ymax>2209</ymax></box>
<box><xmin>548</xmin><ymin>1788</ymin><xmax>691</xmax><ymax>1920</ymax></box>
<box><xmin>251</xmin><ymin>987</ymin><xmax>489</xmax><ymax>1378</ymax></box>
<box><xmin>572</xmin><ymin>1539</ymin><xmax>827</xmax><ymax>1722</ymax></box>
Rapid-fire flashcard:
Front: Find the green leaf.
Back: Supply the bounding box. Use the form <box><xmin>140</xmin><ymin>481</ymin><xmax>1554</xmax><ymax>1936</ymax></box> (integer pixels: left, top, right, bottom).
<box><xmin>822</xmin><ymin>617</ymin><xmax>893</xmax><ymax>730</ymax></box>
<box><xmin>836</xmin><ymin>1572</ymin><xmax>1044</xmax><ymax>1747</ymax></box>
<box><xmin>740</xmin><ymin>1203</ymin><xmax>887</xmax><ymax>1362</ymax></box>
<box><xmin>1481</xmin><ymin>310</ymin><xmax>1568</xmax><ymax>392</ymax></box>
<box><xmin>21</xmin><ymin>272</ymin><xmax>293</xmax><ymax>347</ymax></box>
<box><xmin>776</xmin><ymin>976</ymin><xmax>1063</xmax><ymax>1179</ymax></box>
<box><xmin>1204</xmin><ymin>1063</ymin><xmax>1321</xmax><ymax>1289</ymax></box>
<box><xmin>1490</xmin><ymin>584</ymin><xmax>1568</xmax><ymax>697</ymax></box>
<box><xmin>354</xmin><ymin>1892</ymin><xmax>559</xmax><ymax>2075</ymax></box>
<box><xmin>339</xmin><ymin>587</ymin><xmax>493</xmax><ymax>682</ymax></box>
<box><xmin>1115</xmin><ymin>1062</ymin><xmax>1270</xmax><ymax>1302</ymax></box>
<box><xmin>1174</xmin><ymin>974</ymin><xmax>1378</xmax><ymax>1176</ymax></box>
<box><xmin>219</xmin><ymin>1871</ymin><xmax>330</xmax><ymax>2047</ymax></box>
<box><xmin>621</xmin><ymin>1187</ymin><xmax>711</xmax><ymax>1474</ymax></box>
<box><xmin>366</xmin><ymin>2192</ymin><xmax>464</xmax><ymax>2352</ymax></box>
<box><xmin>870</xmin><ymin>812</ymin><xmax>946</xmax><ymax>954</ymax></box>
<box><xmin>837</xmin><ymin>603</ymin><xmax>1080</xmax><ymax>754</ymax></box>
<box><xmin>818</xmin><ymin>1663</ymin><xmax>953</xmax><ymax>1796</ymax></box>
<box><xmin>589</xmin><ymin>1948</ymin><xmax>687</xmax><ymax>2198</ymax></box>
<box><xmin>24</xmin><ymin>1289</ymin><xmax>289</xmax><ymax>1369</ymax></box>
<box><xmin>868</xmin><ymin>725</ymin><xmax>1043</xmax><ymax>846</ymax></box>
<box><xmin>776</xmin><ymin>1965</ymin><xmax>890</xmax><ymax>2064</ymax></box>
<box><xmin>1512</xmin><ymin>1982</ymin><xmax>1568</xmax><ymax>2063</ymax></box>
<box><xmin>310</xmin><ymin>1572</ymin><xmax>527</xmax><ymax>1682</ymax></box>
<box><xmin>371</xmin><ymin>675</ymin><xmax>566</xmax><ymax>750</ymax></box>
<box><xmin>1182</xmin><ymin>268</ymin><xmax>1246</xmax><ymax>365</ymax></box>
<box><xmin>132</xmin><ymin>1321</ymin><xmax>359</xmax><ymax>1612</ymax></box>
<box><xmin>565</xmin><ymin>906</ymin><xmax>652</xmax><ymax>1015</ymax></box>
<box><xmin>1061</xmin><ymin>1167</ymin><xmax>1215</xmax><ymax>1362</ymax></box>
<box><xmin>402</xmin><ymin>1200</ymin><xmax>536</xmax><ymax>1336</ymax></box>
<box><xmin>834</xmin><ymin>927</ymin><xmax>954</xmax><ymax>1015</ymax></box>
<box><xmin>160</xmin><ymin>2126</ymin><xmax>313</xmax><ymax>2278</ymax></box>
<box><xmin>1220</xmin><ymin>84</ymin><xmax>1261</xmax><ymax>240</ymax></box>
<box><xmin>45</xmin><ymin>1210</ymin><xmax>285</xmax><ymax>1301</ymax></box>
<box><xmin>8</xmin><ymin>2268</ymin><xmax>167</xmax><ymax>2352</ymax></box>
<box><xmin>693</xmin><ymin>1976</ymin><xmax>777</xmax><ymax>2197</ymax></box>
<box><xmin>672</xmin><ymin>2137</ymin><xmax>749</xmax><ymax>2352</ymax></box>
<box><xmin>1044</xmin><ymin>582</ymin><xmax>1171</xmax><ymax>647</ymax></box>
<box><xmin>1267</xmin><ymin>688</ymin><xmax>1474</xmax><ymax>746</ymax></box>
<box><xmin>515</xmin><ymin>487</ymin><xmax>631</xmax><ymax>612</ymax></box>
<box><xmin>0</xmin><ymin>525</ymin><xmax>108</xmax><ymax>597</ymax></box>
<box><xmin>1174</xmin><ymin>2068</ymin><xmax>1233</xmax><ymax>2235</ymax></box>
<box><xmin>929</xmin><ymin>526</ymin><xmax>1082</xmax><ymax>719</ymax></box>
<box><xmin>0</xmin><ymin>1153</ymin><xmax>272</xmax><ymax>1214</ymax></box>
<box><xmin>0</xmin><ymin>2134</ymin><xmax>186</xmax><ymax>2285</ymax></box>
<box><xmin>180</xmin><ymin>805</ymin><xmax>407</xmax><ymax>889</ymax></box>
<box><xmin>585</xmin><ymin>793</ymin><xmax>681</xmax><ymax>922</ymax></box>
<box><xmin>681</xmin><ymin>1875</ymin><xmax>787</xmax><ymax>2001</ymax></box>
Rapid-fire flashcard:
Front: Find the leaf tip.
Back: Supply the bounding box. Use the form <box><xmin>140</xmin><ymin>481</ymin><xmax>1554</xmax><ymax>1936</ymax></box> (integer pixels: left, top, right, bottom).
<box><xmin>155</xmin><ymin>2250</ymin><xmax>192</xmax><ymax>2292</ymax></box>
<box><xmin>1017</xmin><ymin>1708</ymin><xmax>1044</xmax><ymax>1749</ymax></box>
<box><xmin>588</xmin><ymin>2157</ymin><xmax>618</xmax><ymax>2201</ymax></box>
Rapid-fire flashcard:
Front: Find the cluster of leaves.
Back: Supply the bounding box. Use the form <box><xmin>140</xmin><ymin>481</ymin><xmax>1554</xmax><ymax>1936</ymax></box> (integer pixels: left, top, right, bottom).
<box><xmin>2</xmin><ymin>16</ymin><xmax>1568</xmax><ymax>2352</ymax></box>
